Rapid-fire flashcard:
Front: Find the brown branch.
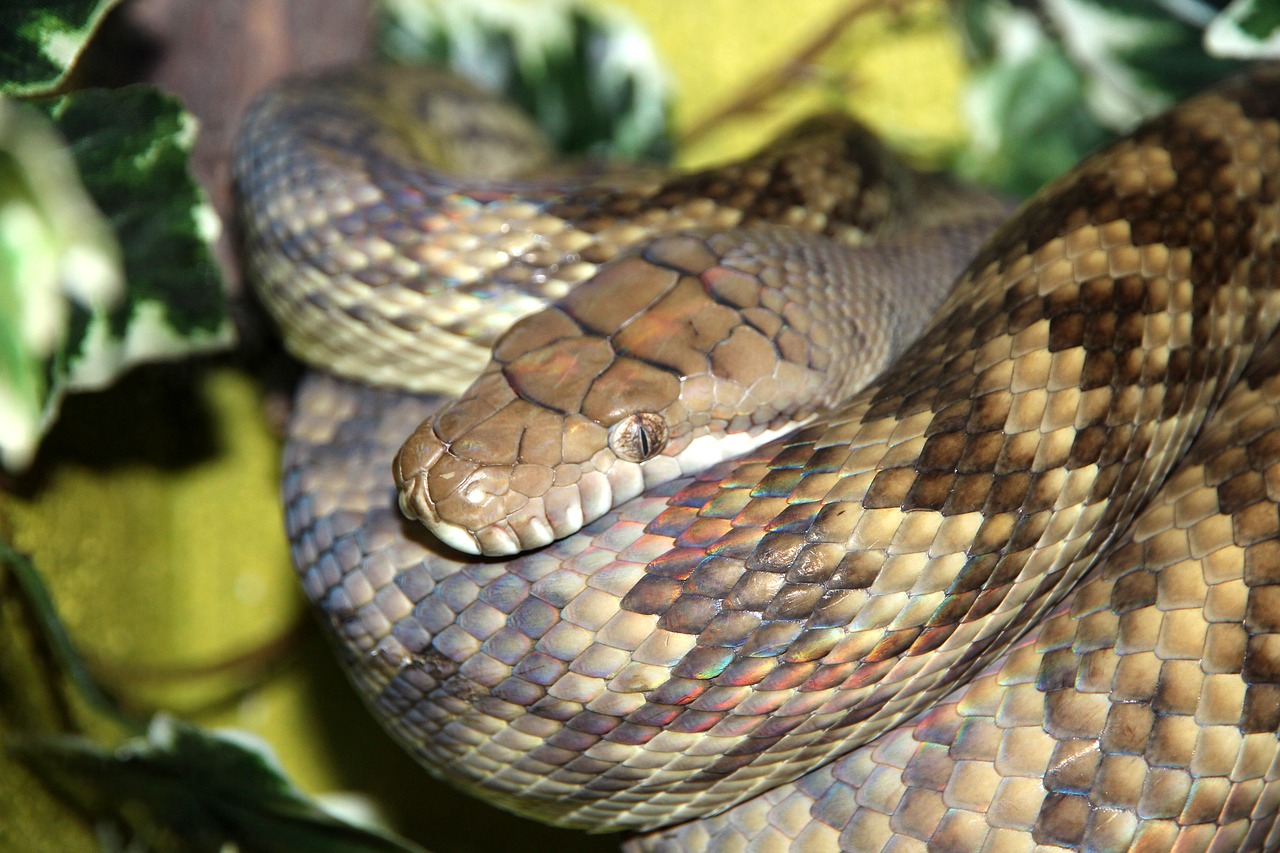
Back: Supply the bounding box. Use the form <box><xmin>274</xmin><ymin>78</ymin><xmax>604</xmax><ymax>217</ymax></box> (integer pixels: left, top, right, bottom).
<box><xmin>679</xmin><ymin>0</ymin><xmax>910</xmax><ymax>148</ymax></box>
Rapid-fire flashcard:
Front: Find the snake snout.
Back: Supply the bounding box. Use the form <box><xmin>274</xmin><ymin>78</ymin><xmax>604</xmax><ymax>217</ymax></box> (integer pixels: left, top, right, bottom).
<box><xmin>393</xmin><ymin>424</ymin><xmax>481</xmax><ymax>555</ymax></box>
<box><xmin>418</xmin><ymin>463</ymin><xmax>600</xmax><ymax>557</ymax></box>
<box><xmin>394</xmin><ymin>415</ymin><xmax>564</xmax><ymax>556</ymax></box>
<box><xmin>396</xmin><ymin>456</ymin><xmax>518</xmax><ymax>556</ymax></box>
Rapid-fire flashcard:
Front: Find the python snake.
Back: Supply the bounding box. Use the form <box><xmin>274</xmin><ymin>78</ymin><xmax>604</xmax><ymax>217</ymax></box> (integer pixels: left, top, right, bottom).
<box><xmin>235</xmin><ymin>64</ymin><xmax>1280</xmax><ymax>850</ymax></box>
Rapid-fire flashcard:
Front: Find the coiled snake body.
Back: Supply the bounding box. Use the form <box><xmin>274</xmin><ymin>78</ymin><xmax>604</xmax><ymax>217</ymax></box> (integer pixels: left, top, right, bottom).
<box><xmin>236</xmin><ymin>64</ymin><xmax>1280</xmax><ymax>850</ymax></box>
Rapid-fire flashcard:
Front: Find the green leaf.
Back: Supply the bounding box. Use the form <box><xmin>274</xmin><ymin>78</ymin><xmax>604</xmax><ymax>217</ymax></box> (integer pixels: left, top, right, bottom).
<box><xmin>0</xmin><ymin>94</ymin><xmax>122</xmax><ymax>470</ymax></box>
<box><xmin>0</xmin><ymin>540</ymin><xmax>134</xmax><ymax>732</ymax></box>
<box><xmin>39</xmin><ymin>86</ymin><xmax>233</xmax><ymax>361</ymax></box>
<box><xmin>954</xmin><ymin>2</ymin><xmax>1112</xmax><ymax>195</ymax></box>
<box><xmin>5</xmin><ymin>543</ymin><xmax>421</xmax><ymax>852</ymax></box>
<box><xmin>1206</xmin><ymin>0</ymin><xmax>1280</xmax><ymax>57</ymax></box>
<box><xmin>0</xmin><ymin>86</ymin><xmax>233</xmax><ymax>470</ymax></box>
<box><xmin>0</xmin><ymin>0</ymin><xmax>123</xmax><ymax>96</ymax></box>
<box><xmin>1043</xmin><ymin>0</ymin><xmax>1243</xmax><ymax>121</ymax></box>
<box><xmin>14</xmin><ymin>716</ymin><xmax>433</xmax><ymax>853</ymax></box>
<box><xmin>955</xmin><ymin>0</ymin><xmax>1249</xmax><ymax>196</ymax></box>
<box><xmin>377</xmin><ymin>0</ymin><xmax>672</xmax><ymax>161</ymax></box>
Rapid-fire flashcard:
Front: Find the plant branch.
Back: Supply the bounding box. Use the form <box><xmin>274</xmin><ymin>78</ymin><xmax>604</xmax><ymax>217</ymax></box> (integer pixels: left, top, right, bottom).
<box><xmin>680</xmin><ymin>0</ymin><xmax>910</xmax><ymax>148</ymax></box>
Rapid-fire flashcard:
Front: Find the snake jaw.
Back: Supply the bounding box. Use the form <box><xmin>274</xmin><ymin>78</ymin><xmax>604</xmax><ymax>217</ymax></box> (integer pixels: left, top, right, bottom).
<box><xmin>471</xmin><ymin>478</ymin><xmax>600</xmax><ymax>555</ymax></box>
<box><xmin>394</xmin><ymin>419</ymin><xmax>557</xmax><ymax>556</ymax></box>
<box><xmin>493</xmin><ymin>510</ymin><xmax>556</xmax><ymax>554</ymax></box>
<box><xmin>420</xmin><ymin>510</ymin><xmax>485</xmax><ymax>556</ymax></box>
<box><xmin>392</xmin><ymin>420</ymin><xmax>484</xmax><ymax>555</ymax></box>
<box><xmin>392</xmin><ymin>465</ymin><xmax>484</xmax><ymax>556</ymax></box>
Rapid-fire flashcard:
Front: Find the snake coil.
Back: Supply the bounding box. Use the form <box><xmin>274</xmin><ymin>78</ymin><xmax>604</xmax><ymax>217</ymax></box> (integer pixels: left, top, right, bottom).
<box><xmin>236</xmin><ymin>65</ymin><xmax>1280</xmax><ymax>851</ymax></box>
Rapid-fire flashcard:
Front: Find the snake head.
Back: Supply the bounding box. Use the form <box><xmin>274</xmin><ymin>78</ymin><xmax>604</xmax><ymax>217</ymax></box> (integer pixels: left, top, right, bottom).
<box><xmin>391</xmin><ymin>236</ymin><xmax>862</xmax><ymax>556</ymax></box>
<box><xmin>392</xmin><ymin>361</ymin><xmax>673</xmax><ymax>555</ymax></box>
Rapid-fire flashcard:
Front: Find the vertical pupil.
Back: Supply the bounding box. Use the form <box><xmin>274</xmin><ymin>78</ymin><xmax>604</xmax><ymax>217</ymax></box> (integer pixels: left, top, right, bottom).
<box><xmin>636</xmin><ymin>422</ymin><xmax>650</xmax><ymax>457</ymax></box>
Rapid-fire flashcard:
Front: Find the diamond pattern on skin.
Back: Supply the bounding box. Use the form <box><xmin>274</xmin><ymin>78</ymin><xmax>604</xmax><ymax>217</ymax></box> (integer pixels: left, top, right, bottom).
<box><xmin>268</xmin><ymin>68</ymin><xmax>1280</xmax><ymax>843</ymax></box>
<box><xmin>238</xmin><ymin>68</ymin><xmax>911</xmax><ymax>396</ymax></box>
<box><xmin>631</xmin><ymin>337</ymin><xmax>1280</xmax><ymax>851</ymax></box>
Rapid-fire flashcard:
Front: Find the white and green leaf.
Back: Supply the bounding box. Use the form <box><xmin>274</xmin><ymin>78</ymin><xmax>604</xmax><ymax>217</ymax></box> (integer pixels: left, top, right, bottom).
<box><xmin>3</xmin><ymin>539</ymin><xmax>431</xmax><ymax>853</ymax></box>
<box><xmin>956</xmin><ymin>0</ymin><xmax>1251</xmax><ymax>196</ymax></box>
<box><xmin>1205</xmin><ymin>0</ymin><xmax>1280</xmax><ymax>58</ymax></box>
<box><xmin>0</xmin><ymin>95</ymin><xmax>121</xmax><ymax>470</ymax></box>
<box><xmin>377</xmin><ymin>0</ymin><xmax>672</xmax><ymax>160</ymax></box>
<box><xmin>955</xmin><ymin>2</ymin><xmax>1112</xmax><ymax>196</ymax></box>
<box><xmin>0</xmin><ymin>87</ymin><xmax>232</xmax><ymax>471</ymax></box>
<box><xmin>38</xmin><ymin>87</ymin><xmax>233</xmax><ymax>379</ymax></box>
<box><xmin>15</xmin><ymin>716</ymin><xmax>433</xmax><ymax>853</ymax></box>
<box><xmin>0</xmin><ymin>0</ymin><xmax>123</xmax><ymax>96</ymax></box>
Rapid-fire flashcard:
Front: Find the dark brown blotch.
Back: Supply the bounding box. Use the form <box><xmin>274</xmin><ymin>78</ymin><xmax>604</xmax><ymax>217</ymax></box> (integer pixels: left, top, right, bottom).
<box><xmin>1044</xmin><ymin>739</ymin><xmax>1101</xmax><ymax>793</ymax></box>
<box><xmin>1033</xmin><ymin>792</ymin><xmax>1090</xmax><ymax>849</ymax></box>
<box><xmin>1241</xmin><ymin>684</ymin><xmax>1280</xmax><ymax>732</ymax></box>
<box><xmin>1244</xmin><ymin>540</ymin><xmax>1280</xmax><ymax>586</ymax></box>
<box><xmin>904</xmin><ymin>472</ymin><xmax>955</xmax><ymax>512</ymax></box>
<box><xmin>661</xmin><ymin>594</ymin><xmax>720</xmax><ymax>634</ymax></box>
<box><xmin>621</xmin><ymin>574</ymin><xmax>683</xmax><ymax>615</ymax></box>
<box><xmin>863</xmin><ymin>467</ymin><xmax>917</xmax><ymax>509</ymax></box>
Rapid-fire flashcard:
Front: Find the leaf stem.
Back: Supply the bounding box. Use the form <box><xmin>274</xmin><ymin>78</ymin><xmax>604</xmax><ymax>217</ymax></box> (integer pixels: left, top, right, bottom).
<box><xmin>679</xmin><ymin>0</ymin><xmax>910</xmax><ymax>148</ymax></box>
<box><xmin>0</xmin><ymin>540</ymin><xmax>142</xmax><ymax>735</ymax></box>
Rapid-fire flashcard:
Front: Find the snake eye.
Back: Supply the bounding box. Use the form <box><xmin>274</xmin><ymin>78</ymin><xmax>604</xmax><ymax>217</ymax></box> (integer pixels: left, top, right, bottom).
<box><xmin>608</xmin><ymin>412</ymin><xmax>669</xmax><ymax>463</ymax></box>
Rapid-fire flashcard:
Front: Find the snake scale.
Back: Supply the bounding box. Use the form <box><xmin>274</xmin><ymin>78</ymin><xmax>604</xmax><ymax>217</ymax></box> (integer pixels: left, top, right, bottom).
<box><xmin>235</xmin><ymin>62</ymin><xmax>1280</xmax><ymax>851</ymax></box>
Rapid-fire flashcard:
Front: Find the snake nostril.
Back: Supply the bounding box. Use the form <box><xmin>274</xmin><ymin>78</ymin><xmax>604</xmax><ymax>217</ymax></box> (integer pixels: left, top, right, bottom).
<box><xmin>395</xmin><ymin>472</ymin><xmax>436</xmax><ymax>525</ymax></box>
<box><xmin>394</xmin><ymin>418</ymin><xmax>447</xmax><ymax>486</ymax></box>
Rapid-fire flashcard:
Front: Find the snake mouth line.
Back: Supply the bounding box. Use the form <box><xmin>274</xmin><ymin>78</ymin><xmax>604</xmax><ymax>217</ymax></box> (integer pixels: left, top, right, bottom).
<box><xmin>391</xmin><ymin>453</ymin><xmax>478</xmax><ymax>556</ymax></box>
<box><xmin>396</xmin><ymin>472</ymin><xmax>546</xmax><ymax>556</ymax></box>
<box><xmin>423</xmin><ymin>513</ymin><xmax>485</xmax><ymax>555</ymax></box>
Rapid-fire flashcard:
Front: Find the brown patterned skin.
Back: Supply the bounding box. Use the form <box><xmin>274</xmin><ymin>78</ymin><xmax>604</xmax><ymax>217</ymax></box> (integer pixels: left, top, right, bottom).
<box><xmin>247</xmin><ymin>65</ymin><xmax>1280</xmax><ymax>850</ymax></box>
<box><xmin>632</xmin><ymin>337</ymin><xmax>1280</xmax><ymax>852</ymax></box>
<box><xmin>235</xmin><ymin>65</ymin><xmax>913</xmax><ymax>394</ymax></box>
<box><xmin>393</xmin><ymin>217</ymin><xmax>1009</xmax><ymax>556</ymax></box>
